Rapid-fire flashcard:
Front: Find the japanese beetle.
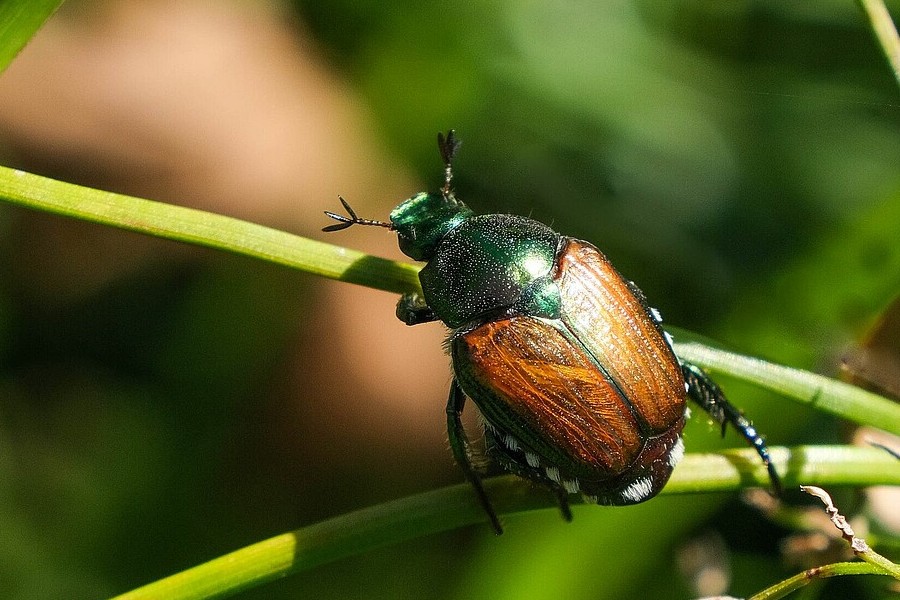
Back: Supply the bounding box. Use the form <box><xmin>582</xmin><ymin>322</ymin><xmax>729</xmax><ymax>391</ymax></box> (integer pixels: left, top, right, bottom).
<box><xmin>324</xmin><ymin>131</ymin><xmax>780</xmax><ymax>534</ymax></box>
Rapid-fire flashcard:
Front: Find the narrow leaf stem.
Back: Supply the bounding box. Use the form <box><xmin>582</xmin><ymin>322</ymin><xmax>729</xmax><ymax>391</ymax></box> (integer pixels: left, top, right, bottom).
<box><xmin>674</xmin><ymin>341</ymin><xmax>900</xmax><ymax>435</ymax></box>
<box><xmin>857</xmin><ymin>0</ymin><xmax>900</xmax><ymax>89</ymax></box>
<box><xmin>110</xmin><ymin>446</ymin><xmax>900</xmax><ymax>600</ymax></box>
<box><xmin>0</xmin><ymin>166</ymin><xmax>421</xmax><ymax>294</ymax></box>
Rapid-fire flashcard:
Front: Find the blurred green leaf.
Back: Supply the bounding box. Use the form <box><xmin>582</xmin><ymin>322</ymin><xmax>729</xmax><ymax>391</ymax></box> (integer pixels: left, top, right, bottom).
<box><xmin>0</xmin><ymin>0</ymin><xmax>63</xmax><ymax>73</ymax></box>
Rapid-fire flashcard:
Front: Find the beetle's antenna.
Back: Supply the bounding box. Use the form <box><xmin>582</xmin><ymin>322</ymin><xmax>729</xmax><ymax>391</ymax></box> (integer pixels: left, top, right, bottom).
<box><xmin>322</xmin><ymin>196</ymin><xmax>392</xmax><ymax>232</ymax></box>
<box><xmin>437</xmin><ymin>130</ymin><xmax>460</xmax><ymax>199</ymax></box>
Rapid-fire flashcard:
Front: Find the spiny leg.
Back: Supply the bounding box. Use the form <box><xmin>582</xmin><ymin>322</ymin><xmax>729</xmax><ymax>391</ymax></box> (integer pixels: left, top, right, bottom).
<box><xmin>681</xmin><ymin>362</ymin><xmax>782</xmax><ymax>495</ymax></box>
<box><xmin>447</xmin><ymin>379</ymin><xmax>503</xmax><ymax>535</ymax></box>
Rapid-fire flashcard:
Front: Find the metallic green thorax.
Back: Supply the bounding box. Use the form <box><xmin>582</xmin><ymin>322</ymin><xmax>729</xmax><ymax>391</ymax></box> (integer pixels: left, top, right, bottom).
<box><xmin>391</xmin><ymin>192</ymin><xmax>561</xmax><ymax>329</ymax></box>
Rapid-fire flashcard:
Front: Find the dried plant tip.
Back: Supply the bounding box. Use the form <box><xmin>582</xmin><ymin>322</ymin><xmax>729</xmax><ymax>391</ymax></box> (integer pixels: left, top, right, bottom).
<box><xmin>800</xmin><ymin>485</ymin><xmax>871</xmax><ymax>553</ymax></box>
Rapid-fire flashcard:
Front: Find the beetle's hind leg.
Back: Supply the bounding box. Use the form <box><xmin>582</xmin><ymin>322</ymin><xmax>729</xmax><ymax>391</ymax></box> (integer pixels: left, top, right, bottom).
<box><xmin>447</xmin><ymin>380</ymin><xmax>504</xmax><ymax>534</ymax></box>
<box><xmin>681</xmin><ymin>362</ymin><xmax>782</xmax><ymax>495</ymax></box>
<box><xmin>483</xmin><ymin>427</ymin><xmax>574</xmax><ymax>523</ymax></box>
<box><xmin>554</xmin><ymin>486</ymin><xmax>573</xmax><ymax>522</ymax></box>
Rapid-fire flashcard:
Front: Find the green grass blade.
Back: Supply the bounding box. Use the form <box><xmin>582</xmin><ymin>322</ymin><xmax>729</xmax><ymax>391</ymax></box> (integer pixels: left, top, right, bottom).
<box><xmin>0</xmin><ymin>166</ymin><xmax>421</xmax><ymax>294</ymax></box>
<box><xmin>110</xmin><ymin>446</ymin><xmax>900</xmax><ymax>600</ymax></box>
<box><xmin>751</xmin><ymin>561</ymin><xmax>892</xmax><ymax>600</ymax></box>
<box><xmin>675</xmin><ymin>341</ymin><xmax>900</xmax><ymax>435</ymax></box>
<box><xmin>857</xmin><ymin>0</ymin><xmax>900</xmax><ymax>90</ymax></box>
<box><xmin>0</xmin><ymin>0</ymin><xmax>64</xmax><ymax>72</ymax></box>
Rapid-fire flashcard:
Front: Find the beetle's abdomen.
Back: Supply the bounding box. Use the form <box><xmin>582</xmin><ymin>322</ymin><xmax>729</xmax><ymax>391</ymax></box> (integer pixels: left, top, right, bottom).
<box><xmin>555</xmin><ymin>239</ymin><xmax>686</xmax><ymax>431</ymax></box>
<box><xmin>452</xmin><ymin>316</ymin><xmax>644</xmax><ymax>479</ymax></box>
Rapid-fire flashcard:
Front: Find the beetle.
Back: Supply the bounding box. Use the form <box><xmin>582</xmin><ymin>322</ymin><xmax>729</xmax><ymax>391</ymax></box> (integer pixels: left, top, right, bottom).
<box><xmin>324</xmin><ymin>131</ymin><xmax>780</xmax><ymax>534</ymax></box>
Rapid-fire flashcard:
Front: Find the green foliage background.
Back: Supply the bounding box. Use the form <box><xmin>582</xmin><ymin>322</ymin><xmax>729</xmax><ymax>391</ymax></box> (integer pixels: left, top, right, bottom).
<box><xmin>1</xmin><ymin>2</ymin><xmax>899</xmax><ymax>599</ymax></box>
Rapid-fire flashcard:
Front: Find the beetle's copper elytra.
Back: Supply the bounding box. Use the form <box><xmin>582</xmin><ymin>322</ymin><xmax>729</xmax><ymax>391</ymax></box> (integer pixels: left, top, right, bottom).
<box><xmin>324</xmin><ymin>130</ymin><xmax>780</xmax><ymax>534</ymax></box>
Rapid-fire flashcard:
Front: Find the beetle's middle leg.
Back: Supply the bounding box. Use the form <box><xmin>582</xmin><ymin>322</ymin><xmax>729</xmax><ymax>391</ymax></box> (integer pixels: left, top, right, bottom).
<box><xmin>447</xmin><ymin>379</ymin><xmax>504</xmax><ymax>534</ymax></box>
<box><xmin>681</xmin><ymin>362</ymin><xmax>782</xmax><ymax>494</ymax></box>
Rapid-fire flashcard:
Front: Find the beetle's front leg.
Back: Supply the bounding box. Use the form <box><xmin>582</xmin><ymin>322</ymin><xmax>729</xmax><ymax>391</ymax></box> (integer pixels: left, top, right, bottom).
<box><xmin>447</xmin><ymin>380</ymin><xmax>503</xmax><ymax>535</ymax></box>
<box><xmin>396</xmin><ymin>292</ymin><xmax>438</xmax><ymax>325</ymax></box>
<box><xmin>681</xmin><ymin>362</ymin><xmax>782</xmax><ymax>494</ymax></box>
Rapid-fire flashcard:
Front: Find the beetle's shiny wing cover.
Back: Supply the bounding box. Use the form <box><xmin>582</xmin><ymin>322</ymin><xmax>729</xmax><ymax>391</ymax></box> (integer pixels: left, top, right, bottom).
<box><xmin>450</xmin><ymin>237</ymin><xmax>688</xmax><ymax>503</ymax></box>
<box><xmin>555</xmin><ymin>239</ymin><xmax>686</xmax><ymax>431</ymax></box>
<box><xmin>452</xmin><ymin>316</ymin><xmax>643</xmax><ymax>479</ymax></box>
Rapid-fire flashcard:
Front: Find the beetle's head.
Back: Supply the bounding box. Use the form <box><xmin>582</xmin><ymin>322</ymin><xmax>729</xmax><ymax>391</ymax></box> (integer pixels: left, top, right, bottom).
<box><xmin>390</xmin><ymin>192</ymin><xmax>473</xmax><ymax>261</ymax></box>
<box><xmin>323</xmin><ymin>131</ymin><xmax>473</xmax><ymax>261</ymax></box>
